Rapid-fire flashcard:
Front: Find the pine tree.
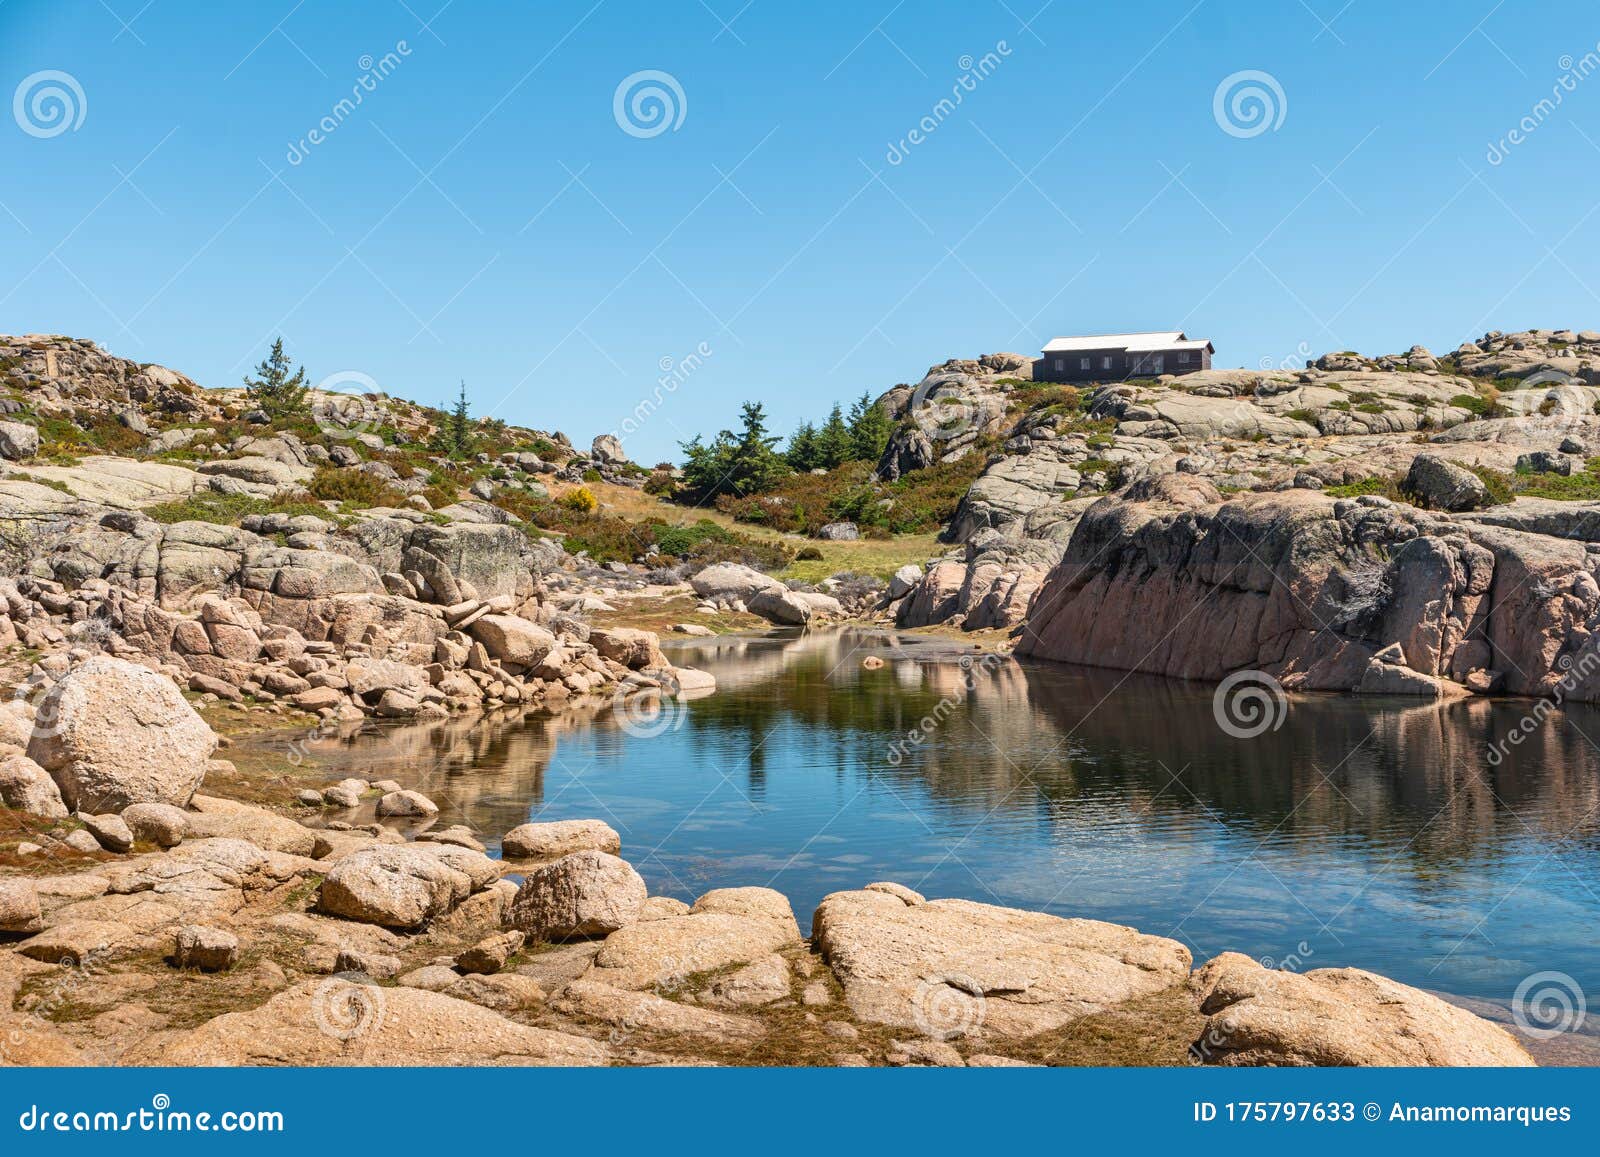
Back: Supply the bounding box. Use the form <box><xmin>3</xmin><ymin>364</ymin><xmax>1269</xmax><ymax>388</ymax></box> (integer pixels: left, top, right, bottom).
<box><xmin>848</xmin><ymin>391</ymin><xmax>892</xmax><ymax>463</ymax></box>
<box><xmin>679</xmin><ymin>401</ymin><xmax>788</xmax><ymax>501</ymax></box>
<box><xmin>243</xmin><ymin>337</ymin><xmax>309</xmax><ymax>420</ymax></box>
<box><xmin>786</xmin><ymin>421</ymin><xmax>821</xmax><ymax>471</ymax></box>
<box><xmin>728</xmin><ymin>401</ymin><xmax>787</xmax><ymax>494</ymax></box>
<box><xmin>431</xmin><ymin>381</ymin><xmax>475</xmax><ymax>458</ymax></box>
<box><xmin>816</xmin><ymin>402</ymin><xmax>852</xmax><ymax>469</ymax></box>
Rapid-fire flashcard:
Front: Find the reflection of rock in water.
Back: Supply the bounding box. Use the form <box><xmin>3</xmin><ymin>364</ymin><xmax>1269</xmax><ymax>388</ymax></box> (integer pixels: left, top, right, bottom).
<box><xmin>246</xmin><ymin>629</ymin><xmax>1600</xmax><ymax>889</ymax></box>
<box><xmin>1020</xmin><ymin>661</ymin><xmax>1600</xmax><ymax>869</ymax></box>
<box><xmin>276</xmin><ymin>701</ymin><xmax>616</xmax><ymax>836</ymax></box>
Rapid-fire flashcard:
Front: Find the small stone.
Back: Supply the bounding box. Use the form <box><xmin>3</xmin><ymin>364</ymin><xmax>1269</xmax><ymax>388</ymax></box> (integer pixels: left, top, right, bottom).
<box><xmin>456</xmin><ymin>930</ymin><xmax>526</xmax><ymax>975</ymax></box>
<box><xmin>801</xmin><ymin>980</ymin><xmax>832</xmax><ymax>1006</ymax></box>
<box><xmin>120</xmin><ymin>802</ymin><xmax>188</xmax><ymax>847</ymax></box>
<box><xmin>0</xmin><ymin>880</ymin><xmax>44</xmax><ymax>933</ymax></box>
<box><xmin>62</xmin><ymin>829</ymin><xmax>103</xmax><ymax>854</ymax></box>
<box><xmin>78</xmin><ymin>812</ymin><xmax>133</xmax><ymax>853</ymax></box>
<box><xmin>822</xmin><ymin>1020</ymin><xmax>860</xmax><ymax>1041</ymax></box>
<box><xmin>173</xmin><ymin>926</ymin><xmax>238</xmax><ymax>972</ymax></box>
<box><xmin>889</xmin><ymin>1038</ymin><xmax>965</xmax><ymax>1066</ymax></box>
<box><xmin>334</xmin><ymin>948</ymin><xmax>402</xmax><ymax>979</ymax></box>
<box><xmin>376</xmin><ymin>789</ymin><xmax>439</xmax><ymax>817</ymax></box>
<box><xmin>295</xmin><ymin>789</ymin><xmax>323</xmax><ymax>807</ymax></box>
<box><xmin>322</xmin><ymin>784</ymin><xmax>363</xmax><ymax>809</ymax></box>
<box><xmin>501</xmin><ymin>819</ymin><xmax>620</xmax><ymax>859</ymax></box>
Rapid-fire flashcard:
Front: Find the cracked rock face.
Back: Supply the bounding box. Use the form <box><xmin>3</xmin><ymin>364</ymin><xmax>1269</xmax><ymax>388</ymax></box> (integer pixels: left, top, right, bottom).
<box><xmin>1015</xmin><ymin>474</ymin><xmax>1600</xmax><ymax>702</ymax></box>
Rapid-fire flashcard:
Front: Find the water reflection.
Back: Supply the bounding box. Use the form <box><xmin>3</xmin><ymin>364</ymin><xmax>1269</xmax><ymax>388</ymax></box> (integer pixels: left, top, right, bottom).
<box><xmin>252</xmin><ymin>629</ymin><xmax>1600</xmax><ymax>1003</ymax></box>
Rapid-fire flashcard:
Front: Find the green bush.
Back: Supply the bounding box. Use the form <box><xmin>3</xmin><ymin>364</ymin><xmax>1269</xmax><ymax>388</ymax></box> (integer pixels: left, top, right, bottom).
<box><xmin>305</xmin><ymin>466</ymin><xmax>407</xmax><ymax>508</ymax></box>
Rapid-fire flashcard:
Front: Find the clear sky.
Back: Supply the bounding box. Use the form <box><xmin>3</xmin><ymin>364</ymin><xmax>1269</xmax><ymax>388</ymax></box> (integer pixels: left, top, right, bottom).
<box><xmin>4</xmin><ymin>1</ymin><xmax>1599</xmax><ymax>462</ymax></box>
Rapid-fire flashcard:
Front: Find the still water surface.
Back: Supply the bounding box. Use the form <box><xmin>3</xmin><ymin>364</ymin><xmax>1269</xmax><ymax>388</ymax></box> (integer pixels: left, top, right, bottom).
<box><xmin>267</xmin><ymin>629</ymin><xmax>1600</xmax><ymax>1005</ymax></box>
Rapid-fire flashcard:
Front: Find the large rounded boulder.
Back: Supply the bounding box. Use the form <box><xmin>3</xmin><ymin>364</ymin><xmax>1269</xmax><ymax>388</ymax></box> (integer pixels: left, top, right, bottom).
<box><xmin>26</xmin><ymin>656</ymin><xmax>217</xmax><ymax>813</ymax></box>
<box><xmin>507</xmin><ymin>850</ymin><xmax>647</xmax><ymax>940</ymax></box>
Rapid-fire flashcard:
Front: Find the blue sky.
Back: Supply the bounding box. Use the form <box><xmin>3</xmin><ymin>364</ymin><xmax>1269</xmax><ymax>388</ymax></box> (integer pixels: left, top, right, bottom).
<box><xmin>3</xmin><ymin>0</ymin><xmax>1599</xmax><ymax>462</ymax></box>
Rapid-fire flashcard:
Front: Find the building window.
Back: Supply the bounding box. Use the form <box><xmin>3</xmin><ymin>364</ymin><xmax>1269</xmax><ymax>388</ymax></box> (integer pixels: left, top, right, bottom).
<box><xmin>1101</xmin><ymin>355</ymin><xmax>1113</xmax><ymax>371</ymax></box>
<box><xmin>1177</xmin><ymin>351</ymin><xmax>1191</xmax><ymax>363</ymax></box>
<box><xmin>1053</xmin><ymin>357</ymin><xmax>1066</xmax><ymax>372</ymax></box>
<box><xmin>1079</xmin><ymin>357</ymin><xmax>1091</xmax><ymax>371</ymax></box>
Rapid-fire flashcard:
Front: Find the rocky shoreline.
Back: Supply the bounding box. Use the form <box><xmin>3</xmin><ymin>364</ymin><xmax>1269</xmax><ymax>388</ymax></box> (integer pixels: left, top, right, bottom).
<box><xmin>0</xmin><ymin>658</ymin><xmax>1538</xmax><ymax>1067</ymax></box>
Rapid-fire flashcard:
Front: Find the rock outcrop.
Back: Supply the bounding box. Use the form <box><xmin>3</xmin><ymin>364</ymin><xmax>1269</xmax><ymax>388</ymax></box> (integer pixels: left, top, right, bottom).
<box><xmin>1191</xmin><ymin>953</ymin><xmax>1533</xmax><ymax>1066</ymax></box>
<box><xmin>812</xmin><ymin>886</ymin><xmax>1192</xmax><ymax>1039</ymax></box>
<box><xmin>1017</xmin><ymin>472</ymin><xmax>1600</xmax><ymax>702</ymax></box>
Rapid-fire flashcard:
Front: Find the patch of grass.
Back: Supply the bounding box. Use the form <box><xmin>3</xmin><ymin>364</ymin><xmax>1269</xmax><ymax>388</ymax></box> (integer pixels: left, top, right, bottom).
<box><xmin>1468</xmin><ymin>465</ymin><xmax>1516</xmax><ymax>506</ymax></box>
<box><xmin>144</xmin><ymin>490</ymin><xmax>334</xmax><ymax>526</ymax></box>
<box><xmin>1324</xmin><ymin>475</ymin><xmax>1403</xmax><ymax>500</ymax></box>
<box><xmin>1001</xmin><ymin>985</ymin><xmax>1207</xmax><ymax>1067</ymax></box>
<box><xmin>1515</xmin><ymin>459</ymin><xmax>1600</xmax><ymax>501</ymax></box>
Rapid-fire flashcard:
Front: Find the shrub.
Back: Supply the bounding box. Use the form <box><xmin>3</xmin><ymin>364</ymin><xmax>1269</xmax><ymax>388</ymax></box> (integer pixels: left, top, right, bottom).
<box><xmin>560</xmin><ymin>485</ymin><xmax>598</xmax><ymax>513</ymax></box>
<box><xmin>1467</xmin><ymin>465</ymin><xmax>1515</xmax><ymax>506</ymax></box>
<box><xmin>305</xmin><ymin>466</ymin><xmax>407</xmax><ymax>508</ymax></box>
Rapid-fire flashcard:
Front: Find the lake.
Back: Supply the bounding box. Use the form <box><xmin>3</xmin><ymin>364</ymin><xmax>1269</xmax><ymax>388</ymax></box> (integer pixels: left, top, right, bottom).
<box><xmin>256</xmin><ymin>628</ymin><xmax>1600</xmax><ymax>1013</ymax></box>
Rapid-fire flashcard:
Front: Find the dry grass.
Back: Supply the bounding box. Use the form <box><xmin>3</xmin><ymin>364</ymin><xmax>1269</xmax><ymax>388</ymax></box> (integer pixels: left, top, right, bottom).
<box><xmin>587</xmin><ymin>590</ymin><xmax>765</xmax><ymax>637</ymax></box>
<box><xmin>574</xmin><ymin>480</ymin><xmax>941</xmax><ymax>581</ymax></box>
<box><xmin>1001</xmin><ymin>986</ymin><xmax>1207</xmax><ymax>1066</ymax></box>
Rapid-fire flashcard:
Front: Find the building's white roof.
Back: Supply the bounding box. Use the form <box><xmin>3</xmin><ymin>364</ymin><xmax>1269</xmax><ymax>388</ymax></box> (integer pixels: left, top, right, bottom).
<box><xmin>1042</xmin><ymin>331</ymin><xmax>1210</xmax><ymax>353</ymax></box>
